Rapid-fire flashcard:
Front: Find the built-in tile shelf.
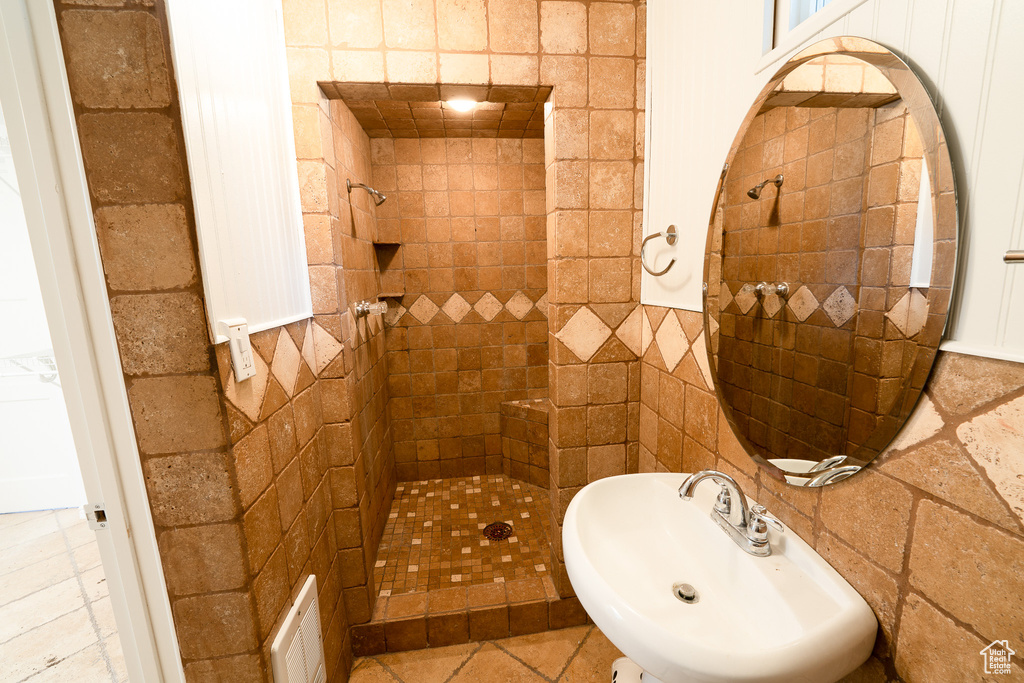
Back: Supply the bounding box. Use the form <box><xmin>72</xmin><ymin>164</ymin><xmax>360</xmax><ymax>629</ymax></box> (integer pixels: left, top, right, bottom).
<box><xmin>379</xmin><ymin>292</ymin><xmax>404</xmax><ymax>299</ymax></box>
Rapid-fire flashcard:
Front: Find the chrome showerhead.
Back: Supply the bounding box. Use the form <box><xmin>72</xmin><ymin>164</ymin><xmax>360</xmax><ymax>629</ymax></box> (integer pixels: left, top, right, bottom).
<box><xmin>346</xmin><ymin>179</ymin><xmax>388</xmax><ymax>206</ymax></box>
<box><xmin>747</xmin><ymin>174</ymin><xmax>784</xmax><ymax>200</ymax></box>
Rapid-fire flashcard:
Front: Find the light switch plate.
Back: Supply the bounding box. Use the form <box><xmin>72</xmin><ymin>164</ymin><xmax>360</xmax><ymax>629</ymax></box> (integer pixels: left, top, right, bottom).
<box><xmin>223</xmin><ymin>318</ymin><xmax>256</xmax><ymax>382</ymax></box>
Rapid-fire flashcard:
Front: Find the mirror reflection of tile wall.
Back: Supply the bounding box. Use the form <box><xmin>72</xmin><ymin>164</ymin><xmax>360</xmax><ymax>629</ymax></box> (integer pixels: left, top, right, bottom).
<box><xmin>714</xmin><ymin>99</ymin><xmax>941</xmax><ymax>463</ymax></box>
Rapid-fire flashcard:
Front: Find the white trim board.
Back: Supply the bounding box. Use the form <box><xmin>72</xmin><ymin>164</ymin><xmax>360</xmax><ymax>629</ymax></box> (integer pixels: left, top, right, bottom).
<box><xmin>0</xmin><ymin>2</ymin><xmax>184</xmax><ymax>681</ymax></box>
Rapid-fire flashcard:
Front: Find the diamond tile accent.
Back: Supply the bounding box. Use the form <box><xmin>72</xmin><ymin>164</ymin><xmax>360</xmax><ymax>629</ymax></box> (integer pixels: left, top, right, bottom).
<box><xmin>300</xmin><ymin>324</ymin><xmax>316</xmax><ymax>375</ymax></box>
<box><xmin>224</xmin><ymin>350</ymin><xmax>269</xmax><ymax>421</ymax></box>
<box><xmin>442</xmin><ymin>293</ymin><xmax>471</xmax><ymax>322</ymax></box>
<box><xmin>615</xmin><ymin>305</ymin><xmax>643</xmax><ymax>356</ymax></box>
<box><xmin>823</xmin><ymin>286</ymin><xmax>857</xmax><ymax>327</ymax></box>
<box><xmin>733</xmin><ymin>283</ymin><xmax>758</xmax><ymax>314</ymax></box>
<box><xmin>788</xmin><ymin>286</ymin><xmax>818</xmax><ymax>322</ymax></box>
<box><xmin>409</xmin><ymin>295</ymin><xmax>440</xmax><ymax>323</ymax></box>
<box><xmin>640</xmin><ymin>308</ymin><xmax>654</xmax><ymax>354</ymax></box>
<box><xmin>473</xmin><ymin>293</ymin><xmax>503</xmax><ymax>321</ymax></box>
<box><xmin>555</xmin><ymin>306</ymin><xmax>611</xmax><ymax>362</ymax></box>
<box><xmin>505</xmin><ymin>291</ymin><xmax>534</xmax><ymax>320</ymax></box>
<box><xmin>693</xmin><ymin>331</ymin><xmax>714</xmax><ymax>389</ymax></box>
<box><xmin>312</xmin><ymin>323</ymin><xmax>343</xmax><ymax>374</ymax></box>
<box><xmin>762</xmin><ymin>294</ymin><xmax>784</xmax><ymax>318</ymax></box>
<box><xmin>655</xmin><ymin>311</ymin><xmax>689</xmax><ymax>372</ymax></box>
<box><xmin>887</xmin><ymin>290</ymin><xmax>929</xmax><ymax>338</ymax></box>
<box><xmin>385</xmin><ymin>302</ymin><xmax>407</xmax><ymax>326</ymax></box>
<box><xmin>534</xmin><ymin>292</ymin><xmax>548</xmax><ymax>318</ymax></box>
<box><xmin>719</xmin><ymin>282</ymin><xmax>734</xmax><ymax>310</ymax></box>
<box><xmin>271</xmin><ymin>328</ymin><xmax>301</xmax><ymax>396</ymax></box>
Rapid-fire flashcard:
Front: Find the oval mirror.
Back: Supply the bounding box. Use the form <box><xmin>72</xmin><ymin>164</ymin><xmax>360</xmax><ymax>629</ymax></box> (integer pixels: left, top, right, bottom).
<box><xmin>703</xmin><ymin>37</ymin><xmax>957</xmax><ymax>487</ymax></box>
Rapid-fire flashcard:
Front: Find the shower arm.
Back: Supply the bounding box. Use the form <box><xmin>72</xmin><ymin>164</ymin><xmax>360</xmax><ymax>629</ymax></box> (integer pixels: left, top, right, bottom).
<box><xmin>346</xmin><ymin>178</ymin><xmax>388</xmax><ymax>206</ymax></box>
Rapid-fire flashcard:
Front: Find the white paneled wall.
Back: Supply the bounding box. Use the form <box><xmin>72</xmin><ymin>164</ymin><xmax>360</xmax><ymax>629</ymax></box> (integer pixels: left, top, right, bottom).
<box><xmin>642</xmin><ymin>0</ymin><xmax>1024</xmax><ymax>362</ymax></box>
<box><xmin>166</xmin><ymin>0</ymin><xmax>311</xmax><ymax>344</ymax></box>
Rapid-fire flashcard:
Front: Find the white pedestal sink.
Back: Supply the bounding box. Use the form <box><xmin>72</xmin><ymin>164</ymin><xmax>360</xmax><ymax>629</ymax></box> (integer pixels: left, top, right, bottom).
<box><xmin>562</xmin><ymin>473</ymin><xmax>877</xmax><ymax>683</ymax></box>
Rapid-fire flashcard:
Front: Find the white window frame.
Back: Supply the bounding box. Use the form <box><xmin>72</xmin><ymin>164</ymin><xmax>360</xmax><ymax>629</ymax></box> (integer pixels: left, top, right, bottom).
<box><xmin>760</xmin><ymin>0</ymin><xmax>869</xmax><ymax>71</ymax></box>
<box><xmin>0</xmin><ymin>2</ymin><xmax>184</xmax><ymax>681</ymax></box>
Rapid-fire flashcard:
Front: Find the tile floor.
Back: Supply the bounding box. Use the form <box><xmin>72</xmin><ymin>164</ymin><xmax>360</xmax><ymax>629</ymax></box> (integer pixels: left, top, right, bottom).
<box><xmin>349</xmin><ymin>624</ymin><xmax>624</xmax><ymax>682</ymax></box>
<box><xmin>0</xmin><ymin>509</ymin><xmax>127</xmax><ymax>683</ymax></box>
<box><xmin>375</xmin><ymin>476</ymin><xmax>552</xmax><ymax>595</ymax></box>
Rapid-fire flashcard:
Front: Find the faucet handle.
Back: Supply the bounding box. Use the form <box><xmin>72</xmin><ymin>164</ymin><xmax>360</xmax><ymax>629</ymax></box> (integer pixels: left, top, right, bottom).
<box><xmin>748</xmin><ymin>504</ymin><xmax>785</xmax><ymax>534</ymax></box>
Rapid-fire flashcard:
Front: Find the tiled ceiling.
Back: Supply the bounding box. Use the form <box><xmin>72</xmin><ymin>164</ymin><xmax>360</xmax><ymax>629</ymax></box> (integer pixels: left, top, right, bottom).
<box><xmin>319</xmin><ymin>82</ymin><xmax>551</xmax><ymax>139</ymax></box>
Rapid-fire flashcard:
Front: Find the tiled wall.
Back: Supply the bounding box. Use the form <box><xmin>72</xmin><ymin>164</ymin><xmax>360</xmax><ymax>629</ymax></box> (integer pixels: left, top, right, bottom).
<box><xmin>500</xmin><ymin>399</ymin><xmax>550</xmax><ymax>487</ymax></box>
<box><xmin>640</xmin><ymin>305</ymin><xmax>1024</xmax><ymax>680</ymax></box>
<box><xmin>369</xmin><ymin>136</ymin><xmax>549</xmax><ymax>480</ymax></box>
<box><xmin>281</xmin><ymin>0</ymin><xmax>648</xmax><ymax>598</ymax></box>
<box><xmin>54</xmin><ymin>2</ymin><xmax>354</xmax><ymax>680</ymax></box>
<box><xmin>717</xmin><ymin>104</ymin><xmax>874</xmax><ymax>462</ymax></box>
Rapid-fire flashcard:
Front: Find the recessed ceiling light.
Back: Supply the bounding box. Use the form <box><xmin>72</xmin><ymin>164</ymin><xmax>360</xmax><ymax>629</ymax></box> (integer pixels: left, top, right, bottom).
<box><xmin>447</xmin><ymin>99</ymin><xmax>477</xmax><ymax>112</ymax></box>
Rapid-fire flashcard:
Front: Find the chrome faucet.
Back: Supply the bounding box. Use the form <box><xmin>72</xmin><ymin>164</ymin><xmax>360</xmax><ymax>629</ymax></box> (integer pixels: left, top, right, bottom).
<box><xmin>679</xmin><ymin>470</ymin><xmax>784</xmax><ymax>557</ymax></box>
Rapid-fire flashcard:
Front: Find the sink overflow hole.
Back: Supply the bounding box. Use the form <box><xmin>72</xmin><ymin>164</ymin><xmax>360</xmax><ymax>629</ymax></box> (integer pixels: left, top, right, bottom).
<box><xmin>673</xmin><ymin>582</ymin><xmax>699</xmax><ymax>604</ymax></box>
<box><xmin>483</xmin><ymin>522</ymin><xmax>513</xmax><ymax>541</ymax></box>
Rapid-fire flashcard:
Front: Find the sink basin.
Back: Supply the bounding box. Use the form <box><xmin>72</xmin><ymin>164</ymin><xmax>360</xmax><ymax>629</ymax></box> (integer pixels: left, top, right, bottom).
<box><xmin>563</xmin><ymin>473</ymin><xmax>877</xmax><ymax>683</ymax></box>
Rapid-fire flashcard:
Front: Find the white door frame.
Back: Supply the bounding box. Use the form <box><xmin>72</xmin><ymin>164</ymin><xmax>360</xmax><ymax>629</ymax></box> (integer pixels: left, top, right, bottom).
<box><xmin>0</xmin><ymin>2</ymin><xmax>184</xmax><ymax>681</ymax></box>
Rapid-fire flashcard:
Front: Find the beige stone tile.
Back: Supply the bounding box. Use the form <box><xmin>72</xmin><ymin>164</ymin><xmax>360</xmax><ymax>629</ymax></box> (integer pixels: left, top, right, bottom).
<box><xmin>332</xmin><ymin>50</ymin><xmax>387</xmax><ymax>82</ymax></box>
<box><xmin>94</xmin><ymin>204</ymin><xmax>195</xmax><ymax>291</ymax></box>
<box><xmin>895</xmin><ymin>593</ymin><xmax>1023</xmax><ymax>682</ymax></box>
<box><xmin>60</xmin><ymin>10</ymin><xmax>170</xmax><ymax>109</ymax></box>
<box><xmin>929</xmin><ymin>353</ymin><xmax>1024</xmax><ymax>416</ymax></box>
<box><xmin>78</xmin><ymin>113</ymin><xmax>184</xmax><ymax>203</ymax></box>
<box><xmin>282</xmin><ymin>0</ymin><xmax>328</xmax><ymax>46</ymax></box>
<box><xmin>0</xmin><ymin>552</ymin><xmax>75</xmax><ymax>607</ymax></box>
<box><xmin>158</xmin><ymin>524</ymin><xmax>247</xmax><ymax>597</ymax></box>
<box><xmin>558</xmin><ymin>627</ymin><xmax>623</xmax><ymax>681</ymax></box>
<box><xmin>957</xmin><ymin>394</ymin><xmax>1024</xmax><ymax>526</ymax></box>
<box><xmin>909</xmin><ymin>500</ymin><xmax>1024</xmax><ymax>651</ymax></box>
<box><xmin>491</xmin><ymin>55</ymin><xmax>540</xmax><ymax>86</ymax></box>
<box><xmin>172</xmin><ymin>592</ymin><xmax>258</xmax><ymax>660</ymax></box>
<box><xmin>349</xmin><ymin>658</ymin><xmax>401</xmax><ymax>682</ymax></box>
<box><xmin>880</xmin><ymin>439</ymin><xmax>1019</xmax><ymax>532</ymax></box>
<box><xmin>0</xmin><ymin>514</ymin><xmax>60</xmax><ymax>553</ymax></box>
<box><xmin>440</xmin><ymin>53</ymin><xmax>490</xmax><ymax>85</ymax></box>
<box><xmin>109</xmin><ymin>293</ymin><xmax>209</xmax><ymax>375</ymax></box>
<box><xmin>382</xmin><ymin>0</ymin><xmax>436</xmax><ymax>49</ymax></box>
<box><xmin>0</xmin><ymin>576</ymin><xmax>84</xmax><ymax>643</ymax></box>
<box><xmin>91</xmin><ymin>592</ymin><xmax>118</xmax><ymax>639</ymax></box>
<box><xmin>272</xmin><ymin>327</ymin><xmax>302</xmax><ymax>396</ymax></box>
<box><xmin>495</xmin><ymin>625</ymin><xmax>590</xmax><ymax>678</ymax></box>
<box><xmin>450</xmin><ymin>643</ymin><xmax>546</xmax><ymax>682</ymax></box>
<box><xmin>329</xmin><ymin>2</ymin><xmax>383</xmax><ymax>48</ymax></box>
<box><xmin>654</xmin><ymin>311</ymin><xmax>689</xmax><ymax>372</ymax></box>
<box><xmin>589</xmin><ymin>2</ymin><xmax>635</xmax><ymax>56</ymax></box>
<box><xmin>223</xmin><ymin>348</ymin><xmax>270</xmax><ymax>422</ymax></box>
<box><xmin>818</xmin><ymin>470</ymin><xmax>912</xmax><ymax>573</ymax></box>
<box><xmin>386</xmin><ymin>51</ymin><xmax>438</xmax><ymax>83</ymax></box>
<box><xmin>555</xmin><ymin>307</ymin><xmax>612</xmax><ymax>362</ymax></box>
<box><xmin>489</xmin><ymin>0</ymin><xmax>539</xmax><ymax>53</ymax></box>
<box><xmin>21</xmin><ymin>642</ymin><xmax>112</xmax><ymax>683</ymax></box>
<box><xmin>0</xmin><ymin>609</ymin><xmax>97</xmax><ymax>682</ymax></box>
<box><xmin>377</xmin><ymin>642</ymin><xmax>478</xmax><ymax>681</ymax></box>
<box><xmin>540</xmin><ymin>1</ymin><xmax>587</xmax><ymax>54</ymax></box>
<box><xmin>128</xmin><ymin>376</ymin><xmax>226</xmax><ymax>454</ymax></box>
<box><xmin>437</xmin><ymin>0</ymin><xmax>487</xmax><ymax>50</ymax></box>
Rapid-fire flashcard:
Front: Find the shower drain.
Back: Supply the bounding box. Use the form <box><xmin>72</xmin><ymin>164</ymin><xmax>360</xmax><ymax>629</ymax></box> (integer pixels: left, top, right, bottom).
<box><xmin>483</xmin><ymin>521</ymin><xmax>514</xmax><ymax>541</ymax></box>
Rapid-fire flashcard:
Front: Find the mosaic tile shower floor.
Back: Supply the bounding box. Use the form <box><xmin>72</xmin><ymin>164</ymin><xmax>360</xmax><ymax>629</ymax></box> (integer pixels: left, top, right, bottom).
<box><xmin>375</xmin><ymin>476</ymin><xmax>552</xmax><ymax>596</ymax></box>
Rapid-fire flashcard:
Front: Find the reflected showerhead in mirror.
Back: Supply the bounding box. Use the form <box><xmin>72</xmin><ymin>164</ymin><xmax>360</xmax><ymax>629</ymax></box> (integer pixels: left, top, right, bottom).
<box><xmin>346</xmin><ymin>179</ymin><xmax>387</xmax><ymax>206</ymax></box>
<box><xmin>746</xmin><ymin>174</ymin><xmax>784</xmax><ymax>200</ymax></box>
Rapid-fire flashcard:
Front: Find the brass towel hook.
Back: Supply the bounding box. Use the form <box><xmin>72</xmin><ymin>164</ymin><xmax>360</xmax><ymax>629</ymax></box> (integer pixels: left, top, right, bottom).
<box><xmin>640</xmin><ymin>225</ymin><xmax>678</xmax><ymax>277</ymax></box>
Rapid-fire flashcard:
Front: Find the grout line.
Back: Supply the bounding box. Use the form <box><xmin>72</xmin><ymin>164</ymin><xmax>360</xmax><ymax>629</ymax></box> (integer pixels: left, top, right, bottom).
<box><xmin>441</xmin><ymin>641</ymin><xmax>485</xmax><ymax>683</ymax></box>
<box><xmin>552</xmin><ymin>625</ymin><xmax>595</xmax><ymax>682</ymax></box>
<box><xmin>56</xmin><ymin>514</ymin><xmax>119</xmax><ymax>683</ymax></box>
